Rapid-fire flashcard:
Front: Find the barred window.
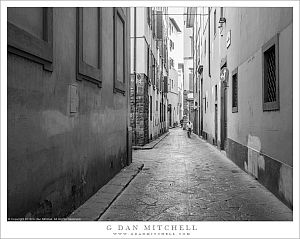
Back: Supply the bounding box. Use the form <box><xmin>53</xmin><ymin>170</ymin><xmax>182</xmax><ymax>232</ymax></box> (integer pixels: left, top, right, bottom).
<box><xmin>262</xmin><ymin>34</ymin><xmax>279</xmax><ymax>111</ymax></box>
<box><xmin>264</xmin><ymin>46</ymin><xmax>277</xmax><ymax>103</ymax></box>
<box><xmin>232</xmin><ymin>68</ymin><xmax>238</xmax><ymax>113</ymax></box>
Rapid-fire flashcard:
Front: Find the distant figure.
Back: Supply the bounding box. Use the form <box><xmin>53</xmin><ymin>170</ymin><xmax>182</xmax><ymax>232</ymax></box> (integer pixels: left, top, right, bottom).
<box><xmin>180</xmin><ymin>119</ymin><xmax>183</xmax><ymax>128</ymax></box>
<box><xmin>186</xmin><ymin>121</ymin><xmax>193</xmax><ymax>138</ymax></box>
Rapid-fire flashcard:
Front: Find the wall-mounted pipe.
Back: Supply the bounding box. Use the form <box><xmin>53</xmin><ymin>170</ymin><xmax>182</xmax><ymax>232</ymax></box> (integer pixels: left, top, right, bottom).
<box><xmin>134</xmin><ymin>7</ymin><xmax>137</xmax><ymax>145</ymax></box>
<box><xmin>208</xmin><ymin>7</ymin><xmax>211</xmax><ymax>77</ymax></box>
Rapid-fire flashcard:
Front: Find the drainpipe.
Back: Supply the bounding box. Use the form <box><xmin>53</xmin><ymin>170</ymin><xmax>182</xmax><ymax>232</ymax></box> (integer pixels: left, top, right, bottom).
<box><xmin>208</xmin><ymin>7</ymin><xmax>211</xmax><ymax>77</ymax></box>
<box><xmin>134</xmin><ymin>7</ymin><xmax>137</xmax><ymax>145</ymax></box>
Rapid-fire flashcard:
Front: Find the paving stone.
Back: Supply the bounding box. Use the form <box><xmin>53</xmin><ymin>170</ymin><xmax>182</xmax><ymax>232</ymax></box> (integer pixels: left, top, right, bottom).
<box><xmin>68</xmin><ymin>162</ymin><xmax>143</xmax><ymax>220</ymax></box>
<box><xmin>99</xmin><ymin>128</ymin><xmax>292</xmax><ymax>221</ymax></box>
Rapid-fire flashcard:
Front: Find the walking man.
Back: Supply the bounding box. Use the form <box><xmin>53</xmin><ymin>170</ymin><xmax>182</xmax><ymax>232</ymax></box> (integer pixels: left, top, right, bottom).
<box><xmin>186</xmin><ymin>121</ymin><xmax>193</xmax><ymax>138</ymax></box>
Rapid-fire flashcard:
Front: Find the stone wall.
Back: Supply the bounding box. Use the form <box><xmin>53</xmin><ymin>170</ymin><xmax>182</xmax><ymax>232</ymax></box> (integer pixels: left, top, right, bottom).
<box><xmin>130</xmin><ymin>73</ymin><xmax>149</xmax><ymax>146</ymax></box>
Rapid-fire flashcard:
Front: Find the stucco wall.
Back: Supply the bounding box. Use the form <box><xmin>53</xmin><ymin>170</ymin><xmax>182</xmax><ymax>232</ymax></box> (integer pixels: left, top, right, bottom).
<box><xmin>199</xmin><ymin>7</ymin><xmax>293</xmax><ymax>167</ymax></box>
<box><xmin>8</xmin><ymin>7</ymin><xmax>131</xmax><ymax>218</ymax></box>
<box><xmin>196</xmin><ymin>7</ymin><xmax>293</xmax><ymax>208</ymax></box>
<box><xmin>226</xmin><ymin>8</ymin><xmax>293</xmax><ymax>167</ymax></box>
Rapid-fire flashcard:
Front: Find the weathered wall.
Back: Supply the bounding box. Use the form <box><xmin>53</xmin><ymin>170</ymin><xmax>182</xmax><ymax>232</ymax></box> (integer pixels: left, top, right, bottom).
<box><xmin>130</xmin><ymin>73</ymin><xmax>149</xmax><ymax>145</ymax></box>
<box><xmin>8</xmin><ymin>7</ymin><xmax>131</xmax><ymax>218</ymax></box>
<box><xmin>197</xmin><ymin>7</ymin><xmax>293</xmax><ymax>209</ymax></box>
<box><xmin>183</xmin><ymin>22</ymin><xmax>193</xmax><ymax>92</ymax></box>
<box><xmin>226</xmin><ymin>8</ymin><xmax>293</xmax><ymax>167</ymax></box>
<box><xmin>130</xmin><ymin>7</ymin><xmax>168</xmax><ymax>144</ymax></box>
<box><xmin>225</xmin><ymin>10</ymin><xmax>293</xmax><ymax>208</ymax></box>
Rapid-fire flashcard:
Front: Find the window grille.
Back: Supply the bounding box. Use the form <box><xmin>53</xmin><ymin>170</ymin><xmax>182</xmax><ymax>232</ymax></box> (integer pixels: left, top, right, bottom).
<box><xmin>232</xmin><ymin>68</ymin><xmax>238</xmax><ymax>113</ymax></box>
<box><xmin>262</xmin><ymin>34</ymin><xmax>279</xmax><ymax>111</ymax></box>
<box><xmin>264</xmin><ymin>45</ymin><xmax>276</xmax><ymax>103</ymax></box>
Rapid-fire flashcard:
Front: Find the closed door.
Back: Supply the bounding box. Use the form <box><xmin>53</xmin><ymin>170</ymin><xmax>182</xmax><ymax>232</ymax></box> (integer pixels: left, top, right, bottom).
<box><xmin>215</xmin><ymin>104</ymin><xmax>218</xmax><ymax>145</ymax></box>
<box><xmin>221</xmin><ymin>82</ymin><xmax>228</xmax><ymax>149</ymax></box>
<box><xmin>224</xmin><ymin>87</ymin><xmax>227</xmax><ymax>141</ymax></box>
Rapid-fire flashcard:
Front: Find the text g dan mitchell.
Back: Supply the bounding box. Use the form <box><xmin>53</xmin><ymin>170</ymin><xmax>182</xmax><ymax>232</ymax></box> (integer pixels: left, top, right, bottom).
<box><xmin>106</xmin><ymin>224</ymin><xmax>198</xmax><ymax>231</ymax></box>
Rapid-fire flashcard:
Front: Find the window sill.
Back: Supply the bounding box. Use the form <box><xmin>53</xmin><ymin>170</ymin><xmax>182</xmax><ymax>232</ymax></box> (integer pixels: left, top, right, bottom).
<box><xmin>232</xmin><ymin>107</ymin><xmax>238</xmax><ymax>113</ymax></box>
<box><xmin>263</xmin><ymin>102</ymin><xmax>279</xmax><ymax>111</ymax></box>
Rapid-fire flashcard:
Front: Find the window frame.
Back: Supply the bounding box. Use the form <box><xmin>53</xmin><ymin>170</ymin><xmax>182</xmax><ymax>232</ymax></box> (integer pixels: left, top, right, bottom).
<box><xmin>113</xmin><ymin>7</ymin><xmax>127</xmax><ymax>95</ymax></box>
<box><xmin>76</xmin><ymin>7</ymin><xmax>102</xmax><ymax>87</ymax></box>
<box><xmin>147</xmin><ymin>7</ymin><xmax>151</xmax><ymax>26</ymax></box>
<box><xmin>214</xmin><ymin>9</ymin><xmax>217</xmax><ymax>37</ymax></box>
<box><xmin>232</xmin><ymin>67</ymin><xmax>238</xmax><ymax>113</ymax></box>
<box><xmin>150</xmin><ymin>95</ymin><xmax>152</xmax><ymax>121</ymax></box>
<box><xmin>204</xmin><ymin>97</ymin><xmax>207</xmax><ymax>113</ymax></box>
<box><xmin>215</xmin><ymin>84</ymin><xmax>217</xmax><ymax>102</ymax></box>
<box><xmin>262</xmin><ymin>33</ymin><xmax>280</xmax><ymax>111</ymax></box>
<box><xmin>220</xmin><ymin>7</ymin><xmax>224</xmax><ymax>18</ymax></box>
<box><xmin>147</xmin><ymin>45</ymin><xmax>150</xmax><ymax>78</ymax></box>
<box><xmin>7</xmin><ymin>7</ymin><xmax>53</xmax><ymax>71</ymax></box>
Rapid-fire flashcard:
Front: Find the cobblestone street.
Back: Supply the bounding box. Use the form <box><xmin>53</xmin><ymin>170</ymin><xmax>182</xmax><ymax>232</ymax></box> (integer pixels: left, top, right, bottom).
<box><xmin>99</xmin><ymin>128</ymin><xmax>292</xmax><ymax>221</ymax></box>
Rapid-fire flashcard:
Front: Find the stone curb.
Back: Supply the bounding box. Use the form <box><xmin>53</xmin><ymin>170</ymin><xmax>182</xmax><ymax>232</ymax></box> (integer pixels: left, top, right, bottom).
<box><xmin>68</xmin><ymin>162</ymin><xmax>144</xmax><ymax>221</ymax></box>
<box><xmin>132</xmin><ymin>131</ymin><xmax>170</xmax><ymax>150</ymax></box>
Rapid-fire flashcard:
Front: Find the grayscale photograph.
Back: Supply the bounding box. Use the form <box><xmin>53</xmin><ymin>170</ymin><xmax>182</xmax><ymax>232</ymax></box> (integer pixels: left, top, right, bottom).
<box><xmin>5</xmin><ymin>4</ymin><xmax>294</xmax><ymax>227</ymax></box>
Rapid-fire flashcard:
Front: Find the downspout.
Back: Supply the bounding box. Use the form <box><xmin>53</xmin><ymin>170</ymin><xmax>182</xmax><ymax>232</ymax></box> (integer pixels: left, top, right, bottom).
<box><xmin>195</xmin><ymin>8</ymin><xmax>198</xmax><ymax>135</ymax></box>
<box><xmin>208</xmin><ymin>7</ymin><xmax>211</xmax><ymax>77</ymax></box>
<box><xmin>134</xmin><ymin>7</ymin><xmax>137</xmax><ymax>145</ymax></box>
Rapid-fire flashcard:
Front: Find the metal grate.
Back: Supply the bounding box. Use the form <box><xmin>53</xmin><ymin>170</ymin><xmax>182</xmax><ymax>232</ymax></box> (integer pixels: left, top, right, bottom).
<box><xmin>264</xmin><ymin>45</ymin><xmax>276</xmax><ymax>103</ymax></box>
<box><xmin>232</xmin><ymin>74</ymin><xmax>238</xmax><ymax>108</ymax></box>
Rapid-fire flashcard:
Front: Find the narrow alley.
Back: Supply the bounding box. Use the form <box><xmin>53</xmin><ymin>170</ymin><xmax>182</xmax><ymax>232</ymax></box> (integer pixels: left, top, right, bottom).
<box><xmin>5</xmin><ymin>6</ymin><xmax>297</xmax><ymax>239</ymax></box>
<box><xmin>99</xmin><ymin>128</ymin><xmax>292</xmax><ymax>221</ymax></box>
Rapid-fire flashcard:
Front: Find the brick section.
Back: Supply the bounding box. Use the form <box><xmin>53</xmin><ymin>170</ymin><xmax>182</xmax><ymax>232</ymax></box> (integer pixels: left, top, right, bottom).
<box><xmin>183</xmin><ymin>90</ymin><xmax>189</xmax><ymax>128</ymax></box>
<box><xmin>130</xmin><ymin>73</ymin><xmax>149</xmax><ymax>146</ymax></box>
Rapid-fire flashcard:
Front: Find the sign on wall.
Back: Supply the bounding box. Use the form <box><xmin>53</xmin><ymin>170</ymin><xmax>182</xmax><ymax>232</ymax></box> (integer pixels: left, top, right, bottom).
<box><xmin>220</xmin><ymin>68</ymin><xmax>229</xmax><ymax>83</ymax></box>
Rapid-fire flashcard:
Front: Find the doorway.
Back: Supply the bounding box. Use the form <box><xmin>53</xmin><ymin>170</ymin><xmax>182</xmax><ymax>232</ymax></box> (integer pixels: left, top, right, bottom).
<box><xmin>168</xmin><ymin>104</ymin><xmax>172</xmax><ymax>128</ymax></box>
<box><xmin>200</xmin><ymin>78</ymin><xmax>203</xmax><ymax>136</ymax></box>
<box><xmin>214</xmin><ymin>104</ymin><xmax>218</xmax><ymax>146</ymax></box>
<box><xmin>221</xmin><ymin>81</ymin><xmax>228</xmax><ymax>149</ymax></box>
<box><xmin>220</xmin><ymin>59</ymin><xmax>228</xmax><ymax>150</ymax></box>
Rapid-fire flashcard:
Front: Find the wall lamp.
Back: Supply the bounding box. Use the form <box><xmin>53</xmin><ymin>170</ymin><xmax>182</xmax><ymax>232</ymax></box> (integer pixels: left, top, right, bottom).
<box><xmin>219</xmin><ymin>17</ymin><xmax>226</xmax><ymax>24</ymax></box>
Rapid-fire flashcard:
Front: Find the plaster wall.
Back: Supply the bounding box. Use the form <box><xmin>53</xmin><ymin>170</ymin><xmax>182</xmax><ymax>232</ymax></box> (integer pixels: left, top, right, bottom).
<box><xmin>196</xmin><ymin>7</ymin><xmax>293</xmax><ymax>208</ymax></box>
<box><xmin>8</xmin><ymin>7</ymin><xmax>131</xmax><ymax>218</ymax></box>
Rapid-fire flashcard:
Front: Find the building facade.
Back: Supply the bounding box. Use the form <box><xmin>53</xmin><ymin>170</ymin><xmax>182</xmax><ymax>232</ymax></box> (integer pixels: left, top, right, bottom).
<box><xmin>188</xmin><ymin>7</ymin><xmax>293</xmax><ymax>209</ymax></box>
<box><xmin>178</xmin><ymin>63</ymin><xmax>184</xmax><ymax>121</ymax></box>
<box><xmin>7</xmin><ymin>7</ymin><xmax>132</xmax><ymax>218</ymax></box>
<box><xmin>167</xmin><ymin>17</ymin><xmax>182</xmax><ymax>128</ymax></box>
<box><xmin>183</xmin><ymin>8</ymin><xmax>194</xmax><ymax>128</ymax></box>
<box><xmin>130</xmin><ymin>7</ymin><xmax>169</xmax><ymax>145</ymax></box>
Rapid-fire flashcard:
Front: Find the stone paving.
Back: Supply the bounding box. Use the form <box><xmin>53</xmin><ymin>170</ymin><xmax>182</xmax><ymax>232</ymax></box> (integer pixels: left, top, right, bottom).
<box><xmin>99</xmin><ymin>128</ymin><xmax>292</xmax><ymax>221</ymax></box>
<box><xmin>68</xmin><ymin>162</ymin><xmax>144</xmax><ymax>220</ymax></box>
